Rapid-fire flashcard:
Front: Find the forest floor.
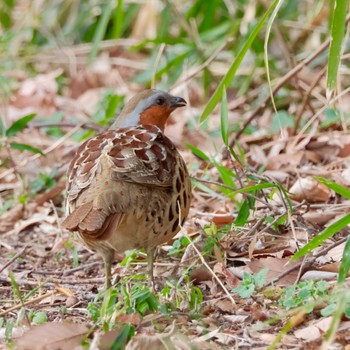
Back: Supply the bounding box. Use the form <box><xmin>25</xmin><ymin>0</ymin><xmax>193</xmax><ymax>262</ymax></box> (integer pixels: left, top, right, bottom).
<box><xmin>1</xmin><ymin>27</ymin><xmax>350</xmax><ymax>350</ymax></box>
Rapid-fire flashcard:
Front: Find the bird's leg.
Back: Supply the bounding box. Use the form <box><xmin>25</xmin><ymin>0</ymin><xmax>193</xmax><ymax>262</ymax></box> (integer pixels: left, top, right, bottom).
<box><xmin>102</xmin><ymin>249</ymin><xmax>114</xmax><ymax>289</ymax></box>
<box><xmin>146</xmin><ymin>247</ymin><xmax>156</xmax><ymax>290</ymax></box>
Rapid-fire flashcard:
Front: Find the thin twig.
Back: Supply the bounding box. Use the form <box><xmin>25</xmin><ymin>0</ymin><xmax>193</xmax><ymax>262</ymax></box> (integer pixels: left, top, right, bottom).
<box><xmin>233</xmin><ymin>39</ymin><xmax>330</xmax><ymax>142</ymax></box>
<box><xmin>31</xmin><ymin>122</ymin><xmax>104</xmax><ymax>132</ymax></box>
<box><xmin>0</xmin><ymin>245</ymin><xmax>28</xmax><ymax>274</ymax></box>
<box><xmin>152</xmin><ymin>43</ymin><xmax>166</xmax><ymax>88</ymax></box>
<box><xmin>263</xmin><ymin>235</ymin><xmax>349</xmax><ymax>287</ymax></box>
<box><xmin>191</xmin><ymin>223</ymin><xmax>236</xmax><ymax>305</ymax></box>
<box><xmin>293</xmin><ymin>66</ymin><xmax>327</xmax><ymax>134</ymax></box>
<box><xmin>234</xmin><ymin>13</ymin><xmax>350</xmax><ymax>142</ymax></box>
<box><xmin>171</xmin><ymin>39</ymin><xmax>231</xmax><ymax>90</ymax></box>
<box><xmin>0</xmin><ymin>291</ymin><xmax>56</xmax><ymax>317</ymax></box>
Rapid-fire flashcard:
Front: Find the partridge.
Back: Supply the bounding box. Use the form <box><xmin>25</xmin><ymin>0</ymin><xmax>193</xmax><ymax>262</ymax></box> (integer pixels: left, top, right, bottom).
<box><xmin>62</xmin><ymin>89</ymin><xmax>191</xmax><ymax>288</ymax></box>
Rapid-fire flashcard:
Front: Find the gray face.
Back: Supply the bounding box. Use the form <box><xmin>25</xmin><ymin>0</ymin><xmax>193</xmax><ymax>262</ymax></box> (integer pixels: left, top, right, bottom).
<box><xmin>111</xmin><ymin>89</ymin><xmax>186</xmax><ymax>129</ymax></box>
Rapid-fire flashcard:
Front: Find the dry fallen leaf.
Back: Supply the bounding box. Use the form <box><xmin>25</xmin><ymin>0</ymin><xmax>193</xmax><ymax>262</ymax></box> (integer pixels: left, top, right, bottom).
<box><xmin>294</xmin><ymin>324</ymin><xmax>321</xmax><ymax>341</ymax></box>
<box><xmin>16</xmin><ymin>322</ymin><xmax>88</xmax><ymax>350</ymax></box>
<box><xmin>247</xmin><ymin>257</ymin><xmax>300</xmax><ymax>285</ymax></box>
<box><xmin>289</xmin><ymin>176</ymin><xmax>331</xmax><ymax>203</ymax></box>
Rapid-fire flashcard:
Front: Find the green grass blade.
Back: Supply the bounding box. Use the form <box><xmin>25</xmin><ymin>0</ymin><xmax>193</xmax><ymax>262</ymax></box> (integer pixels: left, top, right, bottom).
<box><xmin>264</xmin><ymin>0</ymin><xmax>284</xmax><ymax>116</ymax></box>
<box><xmin>291</xmin><ymin>213</ymin><xmax>350</xmax><ymax>261</ymax></box>
<box><xmin>191</xmin><ymin>179</ymin><xmax>226</xmax><ymax>200</ymax></box>
<box><xmin>111</xmin><ymin>324</ymin><xmax>135</xmax><ymax>350</ymax></box>
<box><xmin>9</xmin><ymin>272</ymin><xmax>24</xmax><ymax>303</ymax></box>
<box><xmin>89</xmin><ymin>2</ymin><xmax>114</xmax><ymax>63</ymax></box>
<box><xmin>112</xmin><ymin>0</ymin><xmax>123</xmax><ymax>38</ymax></box>
<box><xmin>185</xmin><ymin>143</ymin><xmax>210</xmax><ymax>161</ymax></box>
<box><xmin>324</xmin><ymin>289</ymin><xmax>347</xmax><ymax>344</ymax></box>
<box><xmin>338</xmin><ymin>235</ymin><xmax>350</xmax><ymax>283</ymax></box>
<box><xmin>327</xmin><ymin>0</ymin><xmax>348</xmax><ymax>95</ymax></box>
<box><xmin>200</xmin><ymin>0</ymin><xmax>279</xmax><ymax>123</ymax></box>
<box><xmin>231</xmin><ymin>182</ymin><xmax>275</xmax><ymax>195</ymax></box>
<box><xmin>315</xmin><ymin>176</ymin><xmax>350</xmax><ymax>200</ymax></box>
<box><xmin>220</xmin><ymin>85</ymin><xmax>229</xmax><ymax>145</ymax></box>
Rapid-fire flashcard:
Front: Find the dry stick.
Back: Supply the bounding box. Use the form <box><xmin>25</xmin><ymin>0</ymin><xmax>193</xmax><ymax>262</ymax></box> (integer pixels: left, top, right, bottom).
<box><xmin>31</xmin><ymin>122</ymin><xmax>103</xmax><ymax>132</ymax></box>
<box><xmin>0</xmin><ymin>245</ymin><xmax>28</xmax><ymax>274</ymax></box>
<box><xmin>273</xmin><ymin>26</ymin><xmax>315</xmax><ymax>118</ymax></box>
<box><xmin>233</xmin><ymin>39</ymin><xmax>330</xmax><ymax>143</ymax></box>
<box><xmin>291</xmin><ymin>86</ymin><xmax>350</xmax><ymax>151</ymax></box>
<box><xmin>190</xmin><ymin>223</ymin><xmax>236</xmax><ymax>305</ymax></box>
<box><xmin>293</xmin><ymin>66</ymin><xmax>327</xmax><ymax>134</ymax></box>
<box><xmin>0</xmin><ymin>291</ymin><xmax>56</xmax><ymax>317</ymax></box>
<box><xmin>151</xmin><ymin>43</ymin><xmax>166</xmax><ymax>89</ymax></box>
<box><xmin>28</xmin><ymin>262</ymin><xmax>101</xmax><ymax>276</ymax></box>
<box><xmin>234</xmin><ymin>12</ymin><xmax>350</xmax><ymax>143</ymax></box>
<box><xmin>264</xmin><ymin>235</ymin><xmax>349</xmax><ymax>288</ymax></box>
<box><xmin>171</xmin><ymin>39</ymin><xmax>230</xmax><ymax>90</ymax></box>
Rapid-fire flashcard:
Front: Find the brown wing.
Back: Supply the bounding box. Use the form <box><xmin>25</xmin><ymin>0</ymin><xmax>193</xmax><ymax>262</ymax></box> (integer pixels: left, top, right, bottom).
<box><xmin>62</xmin><ymin>125</ymin><xmax>178</xmax><ymax>239</ymax></box>
<box><xmin>107</xmin><ymin>125</ymin><xmax>177</xmax><ymax>187</ymax></box>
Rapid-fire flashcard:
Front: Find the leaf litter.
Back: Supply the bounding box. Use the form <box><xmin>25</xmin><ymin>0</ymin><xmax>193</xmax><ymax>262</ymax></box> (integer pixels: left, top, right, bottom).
<box><xmin>1</xmin><ymin>18</ymin><xmax>350</xmax><ymax>350</ymax></box>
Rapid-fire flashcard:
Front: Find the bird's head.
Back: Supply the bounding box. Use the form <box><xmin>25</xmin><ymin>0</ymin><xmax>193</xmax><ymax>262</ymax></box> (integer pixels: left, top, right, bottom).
<box><xmin>111</xmin><ymin>89</ymin><xmax>187</xmax><ymax>132</ymax></box>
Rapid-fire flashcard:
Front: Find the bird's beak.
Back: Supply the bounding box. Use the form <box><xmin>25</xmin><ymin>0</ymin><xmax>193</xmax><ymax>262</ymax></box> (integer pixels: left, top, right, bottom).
<box><xmin>170</xmin><ymin>96</ymin><xmax>187</xmax><ymax>109</ymax></box>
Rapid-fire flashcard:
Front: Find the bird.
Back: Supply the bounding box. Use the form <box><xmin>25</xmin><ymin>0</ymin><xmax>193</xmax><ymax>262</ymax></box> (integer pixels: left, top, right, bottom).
<box><xmin>61</xmin><ymin>89</ymin><xmax>191</xmax><ymax>289</ymax></box>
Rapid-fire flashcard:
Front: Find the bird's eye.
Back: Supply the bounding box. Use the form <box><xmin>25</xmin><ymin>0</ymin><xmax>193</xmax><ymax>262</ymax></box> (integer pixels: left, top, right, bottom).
<box><xmin>156</xmin><ymin>97</ymin><xmax>165</xmax><ymax>106</ymax></box>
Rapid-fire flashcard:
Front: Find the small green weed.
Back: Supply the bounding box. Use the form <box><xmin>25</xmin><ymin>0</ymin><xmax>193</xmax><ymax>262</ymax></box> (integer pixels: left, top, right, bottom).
<box><xmin>29</xmin><ymin>170</ymin><xmax>57</xmax><ymax>194</ymax></box>
<box><xmin>169</xmin><ymin>236</ymin><xmax>190</xmax><ymax>256</ymax></box>
<box><xmin>280</xmin><ymin>280</ymin><xmax>328</xmax><ymax>310</ymax></box>
<box><xmin>87</xmin><ymin>281</ymin><xmax>158</xmax><ymax>332</ymax></box>
<box><xmin>203</xmin><ymin>222</ymin><xmax>229</xmax><ymax>256</ymax></box>
<box><xmin>28</xmin><ymin>311</ymin><xmax>48</xmax><ymax>325</ymax></box>
<box><xmin>233</xmin><ymin>269</ymin><xmax>268</xmax><ymax>298</ymax></box>
<box><xmin>279</xmin><ymin>281</ymin><xmax>350</xmax><ymax>319</ymax></box>
<box><xmin>161</xmin><ymin>279</ymin><xmax>203</xmax><ymax>313</ymax></box>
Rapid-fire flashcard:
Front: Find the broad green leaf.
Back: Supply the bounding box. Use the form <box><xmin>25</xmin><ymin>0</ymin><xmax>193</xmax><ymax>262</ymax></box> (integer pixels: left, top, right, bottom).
<box><xmin>327</xmin><ymin>0</ymin><xmax>348</xmax><ymax>94</ymax></box>
<box><xmin>200</xmin><ymin>0</ymin><xmax>279</xmax><ymax>122</ymax></box>
<box><xmin>235</xmin><ymin>199</ymin><xmax>250</xmax><ymax>226</ymax></box>
<box><xmin>291</xmin><ymin>213</ymin><xmax>350</xmax><ymax>261</ymax></box>
<box><xmin>6</xmin><ymin>114</ymin><xmax>36</xmax><ymax>137</ymax></box>
<box><xmin>338</xmin><ymin>235</ymin><xmax>350</xmax><ymax>283</ymax></box>
<box><xmin>0</xmin><ymin>10</ymin><xmax>11</xmax><ymax>29</ymax></box>
<box><xmin>220</xmin><ymin>85</ymin><xmax>229</xmax><ymax>145</ymax></box>
<box><xmin>4</xmin><ymin>0</ymin><xmax>14</xmax><ymax>7</ymax></box>
<box><xmin>10</xmin><ymin>142</ymin><xmax>44</xmax><ymax>155</ymax></box>
<box><xmin>315</xmin><ymin>176</ymin><xmax>350</xmax><ymax>200</ymax></box>
<box><xmin>105</xmin><ymin>94</ymin><xmax>120</xmax><ymax>121</ymax></box>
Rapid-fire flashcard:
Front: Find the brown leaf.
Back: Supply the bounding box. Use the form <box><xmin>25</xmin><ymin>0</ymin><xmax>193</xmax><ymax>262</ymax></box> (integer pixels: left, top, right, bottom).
<box><xmin>213</xmin><ymin>263</ymin><xmax>240</xmax><ymax>288</ymax></box>
<box><xmin>211</xmin><ymin>210</ymin><xmax>233</xmax><ymax>226</ymax></box>
<box><xmin>115</xmin><ymin>313</ymin><xmax>141</xmax><ymax>325</ymax></box>
<box><xmin>16</xmin><ymin>322</ymin><xmax>88</xmax><ymax>350</ymax></box>
<box><xmin>289</xmin><ymin>176</ymin><xmax>331</xmax><ymax>203</ymax></box>
<box><xmin>189</xmin><ymin>266</ymin><xmax>212</xmax><ymax>284</ymax></box>
<box><xmin>247</xmin><ymin>257</ymin><xmax>300</xmax><ymax>285</ymax></box>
